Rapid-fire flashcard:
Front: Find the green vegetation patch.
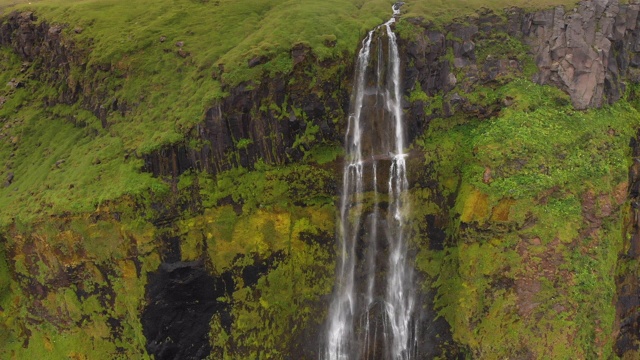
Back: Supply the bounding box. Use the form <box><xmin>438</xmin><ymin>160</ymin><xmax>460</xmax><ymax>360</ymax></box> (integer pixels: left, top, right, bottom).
<box><xmin>0</xmin><ymin>0</ymin><xmax>391</xmax><ymax>152</ymax></box>
<box><xmin>0</xmin><ymin>213</ymin><xmax>161</xmax><ymax>359</ymax></box>
<box><xmin>173</xmin><ymin>163</ymin><xmax>337</xmax><ymax>358</ymax></box>
<box><xmin>0</xmin><ymin>48</ymin><xmax>168</xmax><ymax>225</ymax></box>
<box><xmin>404</xmin><ymin>0</ymin><xmax>580</xmax><ymax>23</ymax></box>
<box><xmin>414</xmin><ymin>78</ymin><xmax>637</xmax><ymax>358</ymax></box>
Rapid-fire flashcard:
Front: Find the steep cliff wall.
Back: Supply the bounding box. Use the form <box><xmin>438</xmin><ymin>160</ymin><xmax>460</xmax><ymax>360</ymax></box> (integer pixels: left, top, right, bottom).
<box><xmin>395</xmin><ymin>1</ymin><xmax>640</xmax><ymax>358</ymax></box>
<box><xmin>142</xmin><ymin>52</ymin><xmax>351</xmax><ymax>177</ymax></box>
<box><xmin>1</xmin><ymin>0</ymin><xmax>640</xmax><ymax>359</ymax></box>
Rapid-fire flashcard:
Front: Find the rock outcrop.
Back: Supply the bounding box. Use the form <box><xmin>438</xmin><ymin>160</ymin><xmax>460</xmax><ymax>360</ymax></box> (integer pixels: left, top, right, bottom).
<box><xmin>525</xmin><ymin>0</ymin><xmax>640</xmax><ymax>109</ymax></box>
<box><xmin>0</xmin><ymin>11</ymin><xmax>120</xmax><ymax>126</ymax></box>
<box><xmin>142</xmin><ymin>260</ymin><xmax>232</xmax><ymax>360</ymax></box>
<box><xmin>395</xmin><ymin>1</ymin><xmax>640</xmax><ymax>357</ymax></box>
<box><xmin>142</xmin><ymin>63</ymin><xmax>350</xmax><ymax>177</ymax></box>
<box><xmin>401</xmin><ymin>0</ymin><xmax>640</xmax><ymax>113</ymax></box>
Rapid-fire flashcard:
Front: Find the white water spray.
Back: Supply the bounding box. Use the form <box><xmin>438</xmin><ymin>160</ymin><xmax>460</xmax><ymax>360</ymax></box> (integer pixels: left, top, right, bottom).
<box><xmin>324</xmin><ymin>3</ymin><xmax>417</xmax><ymax>359</ymax></box>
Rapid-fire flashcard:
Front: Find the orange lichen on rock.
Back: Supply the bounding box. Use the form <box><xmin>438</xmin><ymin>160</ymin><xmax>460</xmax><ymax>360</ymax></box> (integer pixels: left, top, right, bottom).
<box><xmin>460</xmin><ymin>187</ymin><xmax>489</xmax><ymax>223</ymax></box>
<box><xmin>491</xmin><ymin>198</ymin><xmax>515</xmax><ymax>222</ymax></box>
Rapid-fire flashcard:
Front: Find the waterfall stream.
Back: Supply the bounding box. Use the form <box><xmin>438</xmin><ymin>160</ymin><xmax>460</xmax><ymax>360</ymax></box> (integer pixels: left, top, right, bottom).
<box><xmin>324</xmin><ymin>3</ymin><xmax>418</xmax><ymax>359</ymax></box>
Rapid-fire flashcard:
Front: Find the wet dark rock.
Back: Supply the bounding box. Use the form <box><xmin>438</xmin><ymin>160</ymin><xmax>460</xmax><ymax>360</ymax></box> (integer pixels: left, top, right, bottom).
<box><xmin>450</xmin><ymin>23</ymin><xmax>478</xmax><ymax>41</ymax></box>
<box><xmin>425</xmin><ymin>214</ymin><xmax>446</xmax><ymax>250</ymax></box>
<box><xmin>142</xmin><ymin>260</ymin><xmax>234</xmax><ymax>360</ymax></box>
<box><xmin>238</xmin><ymin>251</ymin><xmax>284</xmax><ymax>288</ymax></box>
<box><xmin>323</xmin><ymin>37</ymin><xmax>337</xmax><ymax>48</ymax></box>
<box><xmin>291</xmin><ymin>42</ymin><xmax>310</xmax><ymax>65</ymax></box>
<box><xmin>143</xmin><ymin>54</ymin><xmax>348</xmax><ymax>178</ymax></box>
<box><xmin>616</xmin><ymin>129</ymin><xmax>640</xmax><ymax>357</ymax></box>
<box><xmin>481</xmin><ymin>58</ymin><xmax>514</xmax><ymax>82</ymax></box>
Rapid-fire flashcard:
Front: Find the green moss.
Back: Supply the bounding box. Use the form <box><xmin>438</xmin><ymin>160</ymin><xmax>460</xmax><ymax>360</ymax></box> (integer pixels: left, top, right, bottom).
<box><xmin>304</xmin><ymin>144</ymin><xmax>343</xmax><ymax>164</ymax></box>
<box><xmin>413</xmin><ymin>77</ymin><xmax>637</xmax><ymax>358</ymax></box>
<box><xmin>207</xmin><ymin>161</ymin><xmax>335</xmax><ymax>213</ymax></box>
<box><xmin>408</xmin><ymin>82</ymin><xmax>429</xmax><ymax>103</ymax></box>
<box><xmin>403</xmin><ymin>0</ymin><xmax>579</xmax><ymax>23</ymax></box>
<box><xmin>0</xmin><ymin>49</ymin><xmax>168</xmax><ymax>225</ymax></box>
<box><xmin>235</xmin><ymin>138</ymin><xmax>254</xmax><ymax>150</ymax></box>
<box><xmin>0</xmin><ymin>210</ymin><xmax>160</xmax><ymax>359</ymax></box>
<box><xmin>209</xmin><ymin>220</ymin><xmax>334</xmax><ymax>359</ymax></box>
<box><xmin>474</xmin><ymin>32</ymin><xmax>537</xmax><ymax>77</ymax></box>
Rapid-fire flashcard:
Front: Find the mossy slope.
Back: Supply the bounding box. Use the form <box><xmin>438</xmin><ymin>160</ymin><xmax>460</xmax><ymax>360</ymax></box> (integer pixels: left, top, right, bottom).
<box><xmin>413</xmin><ymin>74</ymin><xmax>639</xmax><ymax>359</ymax></box>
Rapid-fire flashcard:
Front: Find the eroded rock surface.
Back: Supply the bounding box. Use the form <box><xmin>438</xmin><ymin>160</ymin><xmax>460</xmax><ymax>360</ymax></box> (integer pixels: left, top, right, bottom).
<box><xmin>526</xmin><ymin>0</ymin><xmax>640</xmax><ymax>109</ymax></box>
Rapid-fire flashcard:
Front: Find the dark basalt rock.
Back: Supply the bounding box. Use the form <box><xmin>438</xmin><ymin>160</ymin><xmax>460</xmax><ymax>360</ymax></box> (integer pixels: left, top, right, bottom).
<box><xmin>141</xmin><ymin>260</ymin><xmax>234</xmax><ymax>360</ymax></box>
<box><xmin>291</xmin><ymin>42</ymin><xmax>311</xmax><ymax>65</ymax></box>
<box><xmin>615</xmin><ymin>129</ymin><xmax>640</xmax><ymax>357</ymax></box>
<box><xmin>3</xmin><ymin>172</ymin><xmax>13</xmax><ymax>187</ymax></box>
<box><xmin>142</xmin><ymin>50</ymin><xmax>350</xmax><ymax>178</ymax></box>
<box><xmin>247</xmin><ymin>54</ymin><xmax>269</xmax><ymax>68</ymax></box>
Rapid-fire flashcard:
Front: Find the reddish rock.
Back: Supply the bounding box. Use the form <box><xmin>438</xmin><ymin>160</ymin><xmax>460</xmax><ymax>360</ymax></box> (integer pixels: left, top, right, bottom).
<box><xmin>482</xmin><ymin>167</ymin><xmax>492</xmax><ymax>184</ymax></box>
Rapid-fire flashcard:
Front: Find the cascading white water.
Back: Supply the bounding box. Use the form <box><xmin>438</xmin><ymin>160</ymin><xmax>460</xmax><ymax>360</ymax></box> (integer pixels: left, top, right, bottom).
<box><xmin>324</xmin><ymin>3</ymin><xmax>417</xmax><ymax>359</ymax></box>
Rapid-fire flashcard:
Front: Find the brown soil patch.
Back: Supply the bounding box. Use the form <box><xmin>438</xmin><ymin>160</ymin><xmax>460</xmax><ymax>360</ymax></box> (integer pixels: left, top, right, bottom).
<box><xmin>515</xmin><ymin>237</ymin><xmax>571</xmax><ymax>318</ymax></box>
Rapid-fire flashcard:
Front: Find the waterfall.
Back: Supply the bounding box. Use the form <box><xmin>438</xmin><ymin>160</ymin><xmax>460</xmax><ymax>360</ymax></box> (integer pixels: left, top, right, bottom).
<box><xmin>324</xmin><ymin>3</ymin><xmax>417</xmax><ymax>359</ymax></box>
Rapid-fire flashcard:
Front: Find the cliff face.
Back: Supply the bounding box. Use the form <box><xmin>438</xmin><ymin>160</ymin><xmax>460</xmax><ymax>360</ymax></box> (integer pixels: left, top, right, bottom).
<box><xmin>0</xmin><ymin>9</ymin><xmax>344</xmax><ymax>359</ymax></box>
<box><xmin>142</xmin><ymin>49</ymin><xmax>351</xmax><ymax>177</ymax></box>
<box><xmin>527</xmin><ymin>0</ymin><xmax>640</xmax><ymax>109</ymax></box>
<box><xmin>398</xmin><ymin>0</ymin><xmax>640</xmax><ymax>357</ymax></box>
<box><xmin>400</xmin><ymin>0</ymin><xmax>640</xmax><ymax>114</ymax></box>
<box><xmin>0</xmin><ymin>0</ymin><xmax>640</xmax><ymax>359</ymax></box>
<box><xmin>0</xmin><ymin>11</ymin><xmax>115</xmax><ymax>125</ymax></box>
<box><xmin>618</xmin><ymin>131</ymin><xmax>640</xmax><ymax>356</ymax></box>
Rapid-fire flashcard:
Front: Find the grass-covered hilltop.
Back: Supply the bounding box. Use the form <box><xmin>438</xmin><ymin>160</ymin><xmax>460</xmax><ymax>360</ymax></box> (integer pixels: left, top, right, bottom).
<box><xmin>0</xmin><ymin>0</ymin><xmax>639</xmax><ymax>359</ymax></box>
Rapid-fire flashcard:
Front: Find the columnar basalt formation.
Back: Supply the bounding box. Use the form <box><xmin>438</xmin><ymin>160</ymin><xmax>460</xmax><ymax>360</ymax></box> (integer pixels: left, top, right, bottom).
<box><xmin>142</xmin><ymin>67</ymin><xmax>350</xmax><ymax>177</ymax></box>
<box><xmin>526</xmin><ymin>0</ymin><xmax>640</xmax><ymax>109</ymax></box>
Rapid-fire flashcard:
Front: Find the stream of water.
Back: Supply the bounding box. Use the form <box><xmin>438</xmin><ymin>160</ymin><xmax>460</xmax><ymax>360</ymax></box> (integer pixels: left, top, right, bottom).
<box><xmin>323</xmin><ymin>4</ymin><xmax>418</xmax><ymax>359</ymax></box>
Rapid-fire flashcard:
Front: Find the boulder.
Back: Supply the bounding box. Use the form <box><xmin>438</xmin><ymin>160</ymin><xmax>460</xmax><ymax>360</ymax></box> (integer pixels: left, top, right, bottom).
<box><xmin>4</xmin><ymin>172</ymin><xmax>13</xmax><ymax>186</ymax></box>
